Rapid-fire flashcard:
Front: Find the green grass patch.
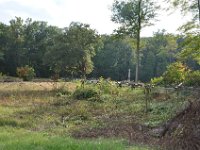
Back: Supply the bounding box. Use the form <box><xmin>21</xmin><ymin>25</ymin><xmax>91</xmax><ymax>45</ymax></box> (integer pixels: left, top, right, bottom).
<box><xmin>143</xmin><ymin>99</ymin><xmax>188</xmax><ymax>127</ymax></box>
<box><xmin>0</xmin><ymin>127</ymin><xmax>129</xmax><ymax>150</ymax></box>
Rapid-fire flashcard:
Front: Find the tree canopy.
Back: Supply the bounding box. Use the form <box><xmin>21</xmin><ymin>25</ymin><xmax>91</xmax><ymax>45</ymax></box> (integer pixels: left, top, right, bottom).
<box><xmin>111</xmin><ymin>0</ymin><xmax>159</xmax><ymax>82</ymax></box>
<box><xmin>0</xmin><ymin>15</ymin><xmax>199</xmax><ymax>82</ymax></box>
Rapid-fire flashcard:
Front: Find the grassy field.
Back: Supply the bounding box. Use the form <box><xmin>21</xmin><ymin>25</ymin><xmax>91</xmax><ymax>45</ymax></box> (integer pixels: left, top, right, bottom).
<box><xmin>0</xmin><ymin>81</ymin><xmax>189</xmax><ymax>149</ymax></box>
<box><xmin>0</xmin><ymin>127</ymin><xmax>130</xmax><ymax>150</ymax></box>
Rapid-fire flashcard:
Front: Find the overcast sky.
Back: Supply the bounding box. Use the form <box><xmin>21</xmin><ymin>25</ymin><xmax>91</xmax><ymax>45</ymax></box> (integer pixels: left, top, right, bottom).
<box><xmin>0</xmin><ymin>0</ymin><xmax>192</xmax><ymax>37</ymax></box>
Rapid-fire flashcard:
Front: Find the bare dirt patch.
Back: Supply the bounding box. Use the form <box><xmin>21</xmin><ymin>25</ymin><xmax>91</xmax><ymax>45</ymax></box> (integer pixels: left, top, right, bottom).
<box><xmin>72</xmin><ymin>117</ymin><xmax>160</xmax><ymax>147</ymax></box>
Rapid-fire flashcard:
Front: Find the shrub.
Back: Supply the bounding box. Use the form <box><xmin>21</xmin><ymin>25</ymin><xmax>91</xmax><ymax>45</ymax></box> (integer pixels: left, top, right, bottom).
<box><xmin>97</xmin><ymin>77</ymin><xmax>119</xmax><ymax>95</ymax></box>
<box><xmin>151</xmin><ymin>76</ymin><xmax>164</xmax><ymax>86</ymax></box>
<box><xmin>70</xmin><ymin>101</ymin><xmax>90</xmax><ymax>121</ymax></box>
<box><xmin>163</xmin><ymin>62</ymin><xmax>189</xmax><ymax>85</ymax></box>
<box><xmin>0</xmin><ymin>72</ymin><xmax>5</xmax><ymax>81</ymax></box>
<box><xmin>185</xmin><ymin>70</ymin><xmax>200</xmax><ymax>86</ymax></box>
<box><xmin>0</xmin><ymin>72</ymin><xmax>4</xmax><ymax>78</ymax></box>
<box><xmin>73</xmin><ymin>87</ymin><xmax>98</xmax><ymax>100</ymax></box>
<box><xmin>0</xmin><ymin>118</ymin><xmax>18</xmax><ymax>127</ymax></box>
<box><xmin>55</xmin><ymin>88</ymin><xmax>71</xmax><ymax>97</ymax></box>
<box><xmin>16</xmin><ymin>65</ymin><xmax>35</xmax><ymax>81</ymax></box>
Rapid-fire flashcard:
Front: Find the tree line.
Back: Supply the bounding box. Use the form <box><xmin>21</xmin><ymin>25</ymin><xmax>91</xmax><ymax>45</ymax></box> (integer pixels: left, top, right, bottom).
<box><xmin>0</xmin><ymin>0</ymin><xmax>199</xmax><ymax>82</ymax></box>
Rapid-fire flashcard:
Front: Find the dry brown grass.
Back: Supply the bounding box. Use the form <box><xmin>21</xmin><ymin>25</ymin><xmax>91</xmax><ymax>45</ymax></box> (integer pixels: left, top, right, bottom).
<box><xmin>0</xmin><ymin>82</ymin><xmax>76</xmax><ymax>92</ymax></box>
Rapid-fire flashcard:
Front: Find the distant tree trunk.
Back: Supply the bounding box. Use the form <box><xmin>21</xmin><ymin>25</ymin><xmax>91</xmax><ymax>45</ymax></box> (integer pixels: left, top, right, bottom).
<box><xmin>198</xmin><ymin>0</ymin><xmax>200</xmax><ymax>23</ymax></box>
<box><xmin>135</xmin><ymin>34</ymin><xmax>140</xmax><ymax>83</ymax></box>
<box><xmin>81</xmin><ymin>64</ymin><xmax>86</xmax><ymax>79</ymax></box>
<box><xmin>81</xmin><ymin>62</ymin><xmax>86</xmax><ymax>89</ymax></box>
<box><xmin>135</xmin><ymin>36</ymin><xmax>140</xmax><ymax>82</ymax></box>
<box><xmin>135</xmin><ymin>0</ymin><xmax>141</xmax><ymax>83</ymax></box>
<box><xmin>128</xmin><ymin>69</ymin><xmax>131</xmax><ymax>81</ymax></box>
<box><xmin>80</xmin><ymin>54</ymin><xmax>87</xmax><ymax>80</ymax></box>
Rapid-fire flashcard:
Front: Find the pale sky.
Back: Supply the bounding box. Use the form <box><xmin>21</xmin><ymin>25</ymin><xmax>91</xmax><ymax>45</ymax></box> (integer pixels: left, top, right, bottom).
<box><xmin>0</xmin><ymin>0</ymin><xmax>192</xmax><ymax>37</ymax></box>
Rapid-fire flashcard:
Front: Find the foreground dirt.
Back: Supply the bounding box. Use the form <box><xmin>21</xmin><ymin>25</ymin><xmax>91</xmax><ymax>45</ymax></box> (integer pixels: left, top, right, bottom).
<box><xmin>73</xmin><ymin>99</ymin><xmax>200</xmax><ymax>150</ymax></box>
<box><xmin>161</xmin><ymin>100</ymin><xmax>200</xmax><ymax>150</ymax></box>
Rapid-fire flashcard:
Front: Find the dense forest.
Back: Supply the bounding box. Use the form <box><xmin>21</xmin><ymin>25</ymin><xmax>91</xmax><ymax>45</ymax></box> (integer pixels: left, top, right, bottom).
<box><xmin>0</xmin><ymin>0</ymin><xmax>199</xmax><ymax>82</ymax></box>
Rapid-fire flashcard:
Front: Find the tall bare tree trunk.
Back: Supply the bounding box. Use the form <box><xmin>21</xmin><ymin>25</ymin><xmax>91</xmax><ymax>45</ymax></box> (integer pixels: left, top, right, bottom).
<box><xmin>198</xmin><ymin>0</ymin><xmax>200</xmax><ymax>23</ymax></box>
<box><xmin>135</xmin><ymin>32</ymin><xmax>140</xmax><ymax>83</ymax></box>
<box><xmin>135</xmin><ymin>0</ymin><xmax>141</xmax><ymax>83</ymax></box>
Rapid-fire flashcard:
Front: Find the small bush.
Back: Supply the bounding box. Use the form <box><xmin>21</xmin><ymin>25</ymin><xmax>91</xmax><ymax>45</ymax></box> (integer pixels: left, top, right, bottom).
<box><xmin>97</xmin><ymin>77</ymin><xmax>119</xmax><ymax>95</ymax></box>
<box><xmin>16</xmin><ymin>65</ymin><xmax>35</xmax><ymax>81</ymax></box>
<box><xmin>53</xmin><ymin>87</ymin><xmax>71</xmax><ymax>97</ymax></box>
<box><xmin>73</xmin><ymin>87</ymin><xmax>98</xmax><ymax>100</ymax></box>
<box><xmin>0</xmin><ymin>72</ymin><xmax>4</xmax><ymax>78</ymax></box>
<box><xmin>151</xmin><ymin>76</ymin><xmax>164</xmax><ymax>86</ymax></box>
<box><xmin>185</xmin><ymin>70</ymin><xmax>200</xmax><ymax>86</ymax></box>
<box><xmin>0</xmin><ymin>73</ymin><xmax>6</xmax><ymax>81</ymax></box>
<box><xmin>67</xmin><ymin>101</ymin><xmax>91</xmax><ymax>122</ymax></box>
<box><xmin>163</xmin><ymin>62</ymin><xmax>189</xmax><ymax>85</ymax></box>
<box><xmin>0</xmin><ymin>118</ymin><xmax>18</xmax><ymax>127</ymax></box>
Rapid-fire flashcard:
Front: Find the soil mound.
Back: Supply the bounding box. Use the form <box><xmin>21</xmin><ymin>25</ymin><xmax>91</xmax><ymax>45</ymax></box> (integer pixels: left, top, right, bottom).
<box><xmin>161</xmin><ymin>100</ymin><xmax>200</xmax><ymax>150</ymax></box>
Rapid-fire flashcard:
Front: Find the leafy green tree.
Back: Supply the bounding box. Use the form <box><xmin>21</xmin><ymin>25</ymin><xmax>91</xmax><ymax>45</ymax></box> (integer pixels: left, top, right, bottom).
<box><xmin>167</xmin><ymin>1</ymin><xmax>200</xmax><ymax>65</ymax></box>
<box><xmin>141</xmin><ymin>30</ymin><xmax>178</xmax><ymax>81</ymax></box>
<box><xmin>64</xmin><ymin>22</ymin><xmax>101</xmax><ymax>79</ymax></box>
<box><xmin>167</xmin><ymin>0</ymin><xmax>200</xmax><ymax>23</ymax></box>
<box><xmin>24</xmin><ymin>19</ymin><xmax>61</xmax><ymax>77</ymax></box>
<box><xmin>43</xmin><ymin>29</ymin><xmax>68</xmax><ymax>77</ymax></box>
<box><xmin>141</xmin><ymin>50</ymin><xmax>155</xmax><ymax>81</ymax></box>
<box><xmin>0</xmin><ymin>23</ymin><xmax>8</xmax><ymax>72</ymax></box>
<box><xmin>1</xmin><ymin>17</ymin><xmax>63</xmax><ymax>77</ymax></box>
<box><xmin>178</xmin><ymin>32</ymin><xmax>200</xmax><ymax>64</ymax></box>
<box><xmin>44</xmin><ymin>22</ymin><xmax>101</xmax><ymax>79</ymax></box>
<box><xmin>111</xmin><ymin>0</ymin><xmax>159</xmax><ymax>82</ymax></box>
<box><xmin>92</xmin><ymin>36</ymin><xmax>134</xmax><ymax>80</ymax></box>
<box><xmin>163</xmin><ymin>62</ymin><xmax>189</xmax><ymax>85</ymax></box>
<box><xmin>4</xmin><ymin>17</ymin><xmax>25</xmax><ymax>76</ymax></box>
